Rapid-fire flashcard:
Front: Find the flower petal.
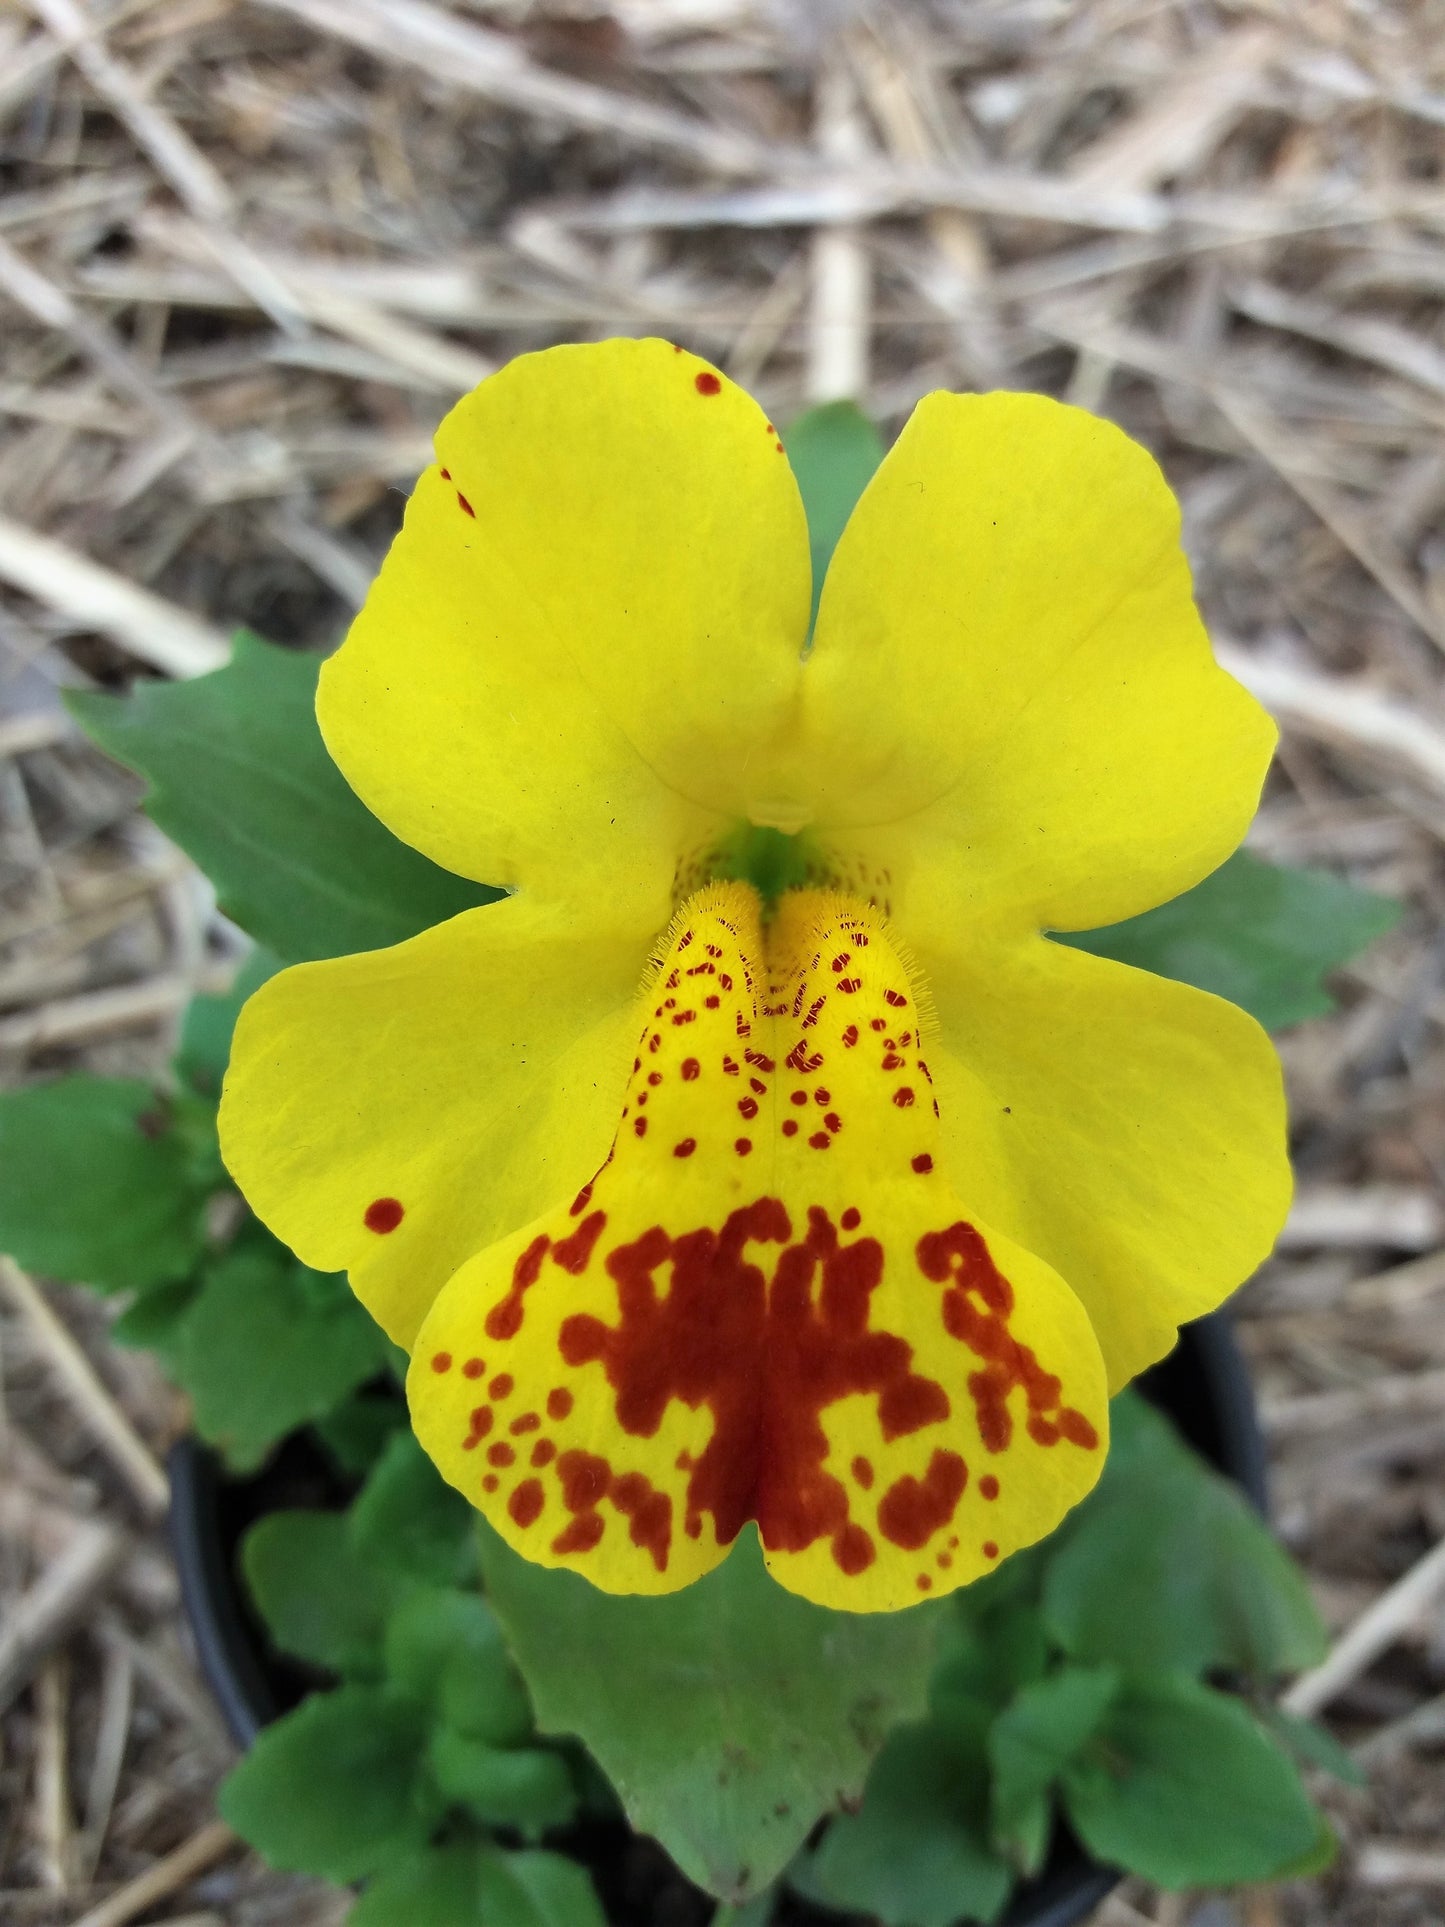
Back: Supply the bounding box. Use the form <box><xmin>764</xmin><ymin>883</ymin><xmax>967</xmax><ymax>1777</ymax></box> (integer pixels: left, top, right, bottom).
<box><xmin>218</xmin><ymin>897</ymin><xmax>652</xmax><ymax>1350</ymax></box>
<box><xmin>409</xmin><ymin>885</ymin><xmax>1108</xmax><ymax>1608</ymax></box>
<box><xmin>925</xmin><ymin>935</ymin><xmax>1291</xmax><ymax>1391</ymax></box>
<box><xmin>788</xmin><ymin>391</ymin><xmax>1274</xmax><ymax>938</ymax></box>
<box><xmin>317</xmin><ymin>339</ymin><xmax>812</xmax><ymax>910</ymax></box>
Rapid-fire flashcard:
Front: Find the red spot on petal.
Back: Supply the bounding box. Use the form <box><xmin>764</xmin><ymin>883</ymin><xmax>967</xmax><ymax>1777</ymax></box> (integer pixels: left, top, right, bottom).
<box><xmin>851</xmin><ymin>1455</ymin><xmax>874</xmax><ymax>1489</ymax></box>
<box><xmin>570</xmin><ymin>1181</ymin><xmax>594</xmax><ymax>1217</ymax></box>
<box><xmin>841</xmin><ymin>1207</ymin><xmax>861</xmax><ymax>1231</ymax></box>
<box><xmin>808</xmin><ymin>1131</ymin><xmax>831</xmax><ymax>1150</ymax></box>
<box><xmin>547</xmin><ymin>1387</ymin><xmax>574</xmax><ymax>1420</ymax></box>
<box><xmin>912</xmin><ymin>1153</ymin><xmax>934</xmax><ymax>1174</ymax></box>
<box><xmin>531</xmin><ymin>1438</ymin><xmax>557</xmax><ymax>1467</ymax></box>
<box><xmin>673</xmin><ymin>1138</ymin><xmax>697</xmax><ymax>1159</ymax></box>
<box><xmin>681</xmin><ymin>1058</ymin><xmax>701</xmax><ymax>1081</ymax></box>
<box><xmin>878</xmin><ymin>1449</ymin><xmax>968</xmax><ymax>1550</ymax></box>
<box><xmin>462</xmin><ymin>1357</ymin><xmax>485</xmax><ymax>1379</ymax></box>
<box><xmin>980</xmin><ymin>1474</ymin><xmax>1000</xmax><ymax>1501</ymax></box>
<box><xmin>835</xmin><ymin>1522</ymin><xmax>875</xmax><ymax>1575</ymax></box>
<box><xmin>554</xmin><ymin>1210</ymin><xmax>606</xmax><ymax>1274</ymax></box>
<box><xmin>439</xmin><ymin>466</ymin><xmax>451</xmax><ymax>480</ymax></box>
<box><xmin>430</xmin><ymin>1352</ymin><xmax>452</xmax><ymax>1374</ymax></box>
<box><xmin>782</xmin><ymin>1119</ymin><xmax>798</xmax><ymax>1136</ymax></box>
<box><xmin>510</xmin><ymin>1412</ymin><xmax>541</xmax><ymax>1435</ymax></box>
<box><xmin>365</xmin><ymin>1197</ymin><xmax>404</xmax><ymax>1234</ymax></box>
<box><xmin>483</xmin><ymin>1474</ymin><xmax>499</xmax><ymax>1493</ymax></box>
<box><xmin>509</xmin><ymin>1479</ymin><xmax>544</xmax><ymax>1527</ymax></box>
<box><xmin>634</xmin><ymin>1116</ymin><xmax>648</xmax><ymax>1137</ymax></box>
<box><xmin>694</xmin><ymin>370</ymin><xmax>721</xmax><ymax>395</ymax></box>
<box><xmin>456</xmin><ymin>491</ymin><xmax>475</xmax><ymax>517</ymax></box>
<box><xmin>487</xmin><ymin>1442</ymin><xmax>516</xmax><ymax>1468</ymax></box>
<box><xmin>885</xmin><ymin>989</ymin><xmax>908</xmax><ymax>1008</ymax></box>
<box><xmin>983</xmin><ymin>1540</ymin><xmax>999</xmax><ymax>1560</ymax></box>
<box><xmin>486</xmin><ymin>1235</ymin><xmax>549</xmax><ymax>1340</ymax></box>
<box><xmin>893</xmin><ymin>1088</ymin><xmax>916</xmax><ymax>1109</ymax></box>
<box><xmin>738</xmin><ymin>1097</ymin><xmax>758</xmax><ymax>1120</ymax></box>
<box><xmin>489</xmin><ymin>1373</ymin><xmax>514</xmax><ymax>1400</ymax></box>
<box><xmin>842</xmin><ymin>1024</ymin><xmax>859</xmax><ymax>1048</ymax></box>
<box><xmin>462</xmin><ymin>1406</ymin><xmax>493</xmax><ymax>1449</ymax></box>
<box><xmin>735</xmin><ymin>1137</ymin><xmax>752</xmax><ymax>1156</ymax></box>
<box><xmin>552</xmin><ymin>1512</ymin><xmax>605</xmax><ymax>1555</ymax></box>
<box><xmin>917</xmin><ymin>1574</ymin><xmax>933</xmax><ymax>1591</ymax></box>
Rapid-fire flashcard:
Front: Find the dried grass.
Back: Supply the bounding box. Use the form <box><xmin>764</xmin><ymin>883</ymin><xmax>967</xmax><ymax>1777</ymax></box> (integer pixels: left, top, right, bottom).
<box><xmin>2</xmin><ymin>1</ymin><xmax>1444</xmax><ymax>1921</ymax></box>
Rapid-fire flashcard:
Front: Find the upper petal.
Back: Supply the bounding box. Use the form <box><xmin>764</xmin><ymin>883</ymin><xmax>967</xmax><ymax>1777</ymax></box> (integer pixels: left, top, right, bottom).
<box><xmin>924</xmin><ymin>935</ymin><xmax>1291</xmax><ymax>1391</ymax></box>
<box><xmin>318</xmin><ymin>340</ymin><xmax>812</xmax><ymax>913</ymax></box>
<box><xmin>790</xmin><ymin>391</ymin><xmax>1274</xmax><ymax>938</ymax></box>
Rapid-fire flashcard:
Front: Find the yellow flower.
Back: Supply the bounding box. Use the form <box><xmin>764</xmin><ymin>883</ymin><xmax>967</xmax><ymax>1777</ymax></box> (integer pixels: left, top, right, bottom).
<box><xmin>219</xmin><ymin>339</ymin><xmax>1289</xmax><ymax>1613</ymax></box>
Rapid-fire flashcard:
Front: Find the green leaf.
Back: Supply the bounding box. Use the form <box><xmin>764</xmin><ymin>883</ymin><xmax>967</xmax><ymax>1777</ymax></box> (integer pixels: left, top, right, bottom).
<box><xmin>109</xmin><ymin>1275</ymin><xmax>198</xmax><ymax>1358</ymax></box>
<box><xmin>813</xmin><ymin>1715</ymin><xmax>1013</xmax><ymax>1927</ymax></box>
<box><xmin>68</xmin><ymin>632</ymin><xmax>500</xmax><ymax>963</ymax></box>
<box><xmin>1061</xmin><ymin>1673</ymin><xmax>1324</xmax><ymax>1888</ymax></box>
<box><xmin>1061</xmin><ymin>850</ymin><xmax>1399</xmax><ymax>1031</ymax></box>
<box><xmin>314</xmin><ymin>1387</ymin><xmax>407</xmax><ymax>1476</ymax></box>
<box><xmin>478</xmin><ymin>1522</ymin><xmax>941</xmax><ymax>1902</ymax></box>
<box><xmin>987</xmin><ymin>1664</ymin><xmax>1120</xmax><ymax>1874</ymax></box>
<box><xmin>175</xmin><ymin>947</ymin><xmax>281</xmax><ymax>1096</ymax></box>
<box><xmin>0</xmin><ymin>1078</ymin><xmax>210</xmax><ymax>1292</ymax></box>
<box><xmin>351</xmin><ymin>1844</ymin><xmax>606</xmax><ymax>1927</ymax></box>
<box><xmin>1259</xmin><ymin>1704</ymin><xmax>1367</xmax><ymax>1788</ymax></box>
<box><xmin>783</xmin><ymin>400</ymin><xmax>885</xmax><ymax>627</ymax></box>
<box><xmin>349</xmin><ymin>1429</ymin><xmax>475</xmax><ymax>1588</ymax></box>
<box><xmin>218</xmin><ymin>1684</ymin><xmax>431</xmax><ymax>1882</ymax></box>
<box><xmin>1041</xmin><ymin>1401</ymin><xmax>1325</xmax><ymax>1679</ymax></box>
<box><xmin>176</xmin><ymin>1228</ymin><xmax>389</xmax><ymax>1470</ymax></box>
<box><xmin>428</xmin><ymin>1727</ymin><xmax>577</xmax><ymax>1833</ymax></box>
<box><xmin>384</xmin><ymin>1588</ymin><xmax>533</xmax><ymax>1745</ymax></box>
<box><xmin>242</xmin><ymin>1510</ymin><xmax>404</xmax><ymax>1677</ymax></box>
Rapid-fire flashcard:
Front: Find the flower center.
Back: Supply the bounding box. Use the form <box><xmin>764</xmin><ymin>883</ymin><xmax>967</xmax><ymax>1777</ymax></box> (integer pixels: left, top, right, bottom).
<box><xmin>409</xmin><ymin>879</ymin><xmax>1105</xmax><ymax>1609</ymax></box>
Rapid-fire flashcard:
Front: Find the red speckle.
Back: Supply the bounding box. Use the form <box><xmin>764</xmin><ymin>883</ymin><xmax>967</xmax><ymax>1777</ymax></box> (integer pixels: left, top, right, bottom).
<box><xmin>938</xmin><ymin>1552</ymin><xmax>953</xmax><ymax>1570</ymax></box>
<box><xmin>439</xmin><ymin>466</ymin><xmax>451</xmax><ymax>480</ymax></box>
<box><xmin>483</xmin><ymin>1474</ymin><xmax>499</xmax><ymax>1493</ymax></box>
<box><xmin>489</xmin><ymin>1373</ymin><xmax>514</xmax><ymax>1400</ymax></box>
<box><xmin>736</xmin><ymin>1138</ymin><xmax>753</xmax><ymax>1156</ymax></box>
<box><xmin>841</xmin><ymin>1207</ymin><xmax>861</xmax><ymax>1231</ymax></box>
<box><xmin>532</xmin><ymin>1439</ymin><xmax>557</xmax><ymax>1467</ymax></box>
<box><xmin>648</xmin><ymin>1072</ymin><xmax>663</xmax><ymax>1087</ymax></box>
<box><xmin>681</xmin><ymin>1058</ymin><xmax>701</xmax><ymax>1081</ymax></box>
<box><xmin>559</xmin><ymin>1201</ymin><xmax>956</xmax><ymax>1577</ymax></box>
<box><xmin>835</xmin><ymin>1522</ymin><xmax>876</xmax><ymax>1574</ymax></box>
<box><xmin>509</xmin><ymin>1479</ymin><xmax>545</xmax><ymax>1528</ymax></box>
<box><xmin>430</xmin><ymin>1352</ymin><xmax>452</xmax><ymax>1374</ymax></box>
<box><xmin>634</xmin><ymin>1117</ymin><xmax>648</xmax><ymax>1138</ymax></box>
<box><xmin>885</xmin><ymin>989</ymin><xmax>908</xmax><ymax>1008</ymax></box>
<box><xmin>870</xmin><ymin>1018</ymin><xmax>887</xmax><ymax>1032</ymax></box>
<box><xmin>808</xmin><ymin>1132</ymin><xmax>831</xmax><ymax>1151</ymax></box>
<box><xmin>570</xmin><ymin>1181</ymin><xmax>594</xmax><ymax>1217</ymax></box>
<box><xmin>695</xmin><ymin>370</ymin><xmax>721</xmax><ymax>395</ymax></box>
<box><xmin>365</xmin><ymin>1197</ymin><xmax>404</xmax><ymax>1234</ymax></box>
<box><xmin>554</xmin><ymin>1210</ymin><xmax>605</xmax><ymax>1274</ymax></box>
<box><xmin>782</xmin><ymin>1119</ymin><xmax>798</xmax><ymax>1136</ymax></box>
<box><xmin>814</xmin><ymin>1088</ymin><xmax>831</xmax><ymax>1105</ymax></box>
<box><xmin>706</xmin><ymin>995</ymin><xmax>720</xmax><ymax>1009</ymax></box>
<box><xmin>851</xmin><ymin>1455</ymin><xmax>874</xmax><ymax>1489</ymax></box>
<box><xmin>893</xmin><ymin>1088</ymin><xmax>916</xmax><ymax>1109</ymax></box>
<box><xmin>750</xmin><ymin>1076</ymin><xmax>767</xmax><ymax>1094</ymax></box>
<box><xmin>912</xmin><ymin>1153</ymin><xmax>934</xmax><ymax>1175</ymax></box>
<box><xmin>487</xmin><ymin>1442</ymin><xmax>516</xmax><ymax>1468</ymax></box>
<box><xmin>674</xmin><ymin>1138</ymin><xmax>697</xmax><ymax>1159</ymax></box>
<box><xmin>462</xmin><ymin>1358</ymin><xmax>485</xmax><ymax>1379</ymax></box>
<box><xmin>510</xmin><ymin>1412</ymin><xmax>541</xmax><ymax>1435</ymax></box>
<box><xmin>456</xmin><ymin>491</ymin><xmax>475</xmax><ymax>517</ymax></box>
<box><xmin>836</xmin><ymin>977</ymin><xmax>861</xmax><ymax>995</ymax></box>
<box><xmin>738</xmin><ymin>1097</ymin><xmax>759</xmax><ymax>1121</ymax></box>
<box><xmin>553</xmin><ymin>1512</ymin><xmax>606</xmax><ymax>1555</ymax></box>
<box><xmin>486</xmin><ymin>1234</ymin><xmax>549</xmax><ymax>1340</ymax></box>
<box><xmin>917</xmin><ymin>1221</ymin><xmax>1100</xmax><ymax>1457</ymax></box>
<box><xmin>825</xmin><ymin>1113</ymin><xmax>842</xmax><ymax>1134</ymax></box>
<box><xmin>917</xmin><ymin>1574</ymin><xmax>933</xmax><ymax>1592</ymax></box>
<box><xmin>462</xmin><ymin>1407</ymin><xmax>493</xmax><ymax>1450</ymax></box>
<box><xmin>842</xmin><ymin>1025</ymin><xmax>859</xmax><ymax>1048</ymax></box>
<box><xmin>790</xmin><ymin>1090</ymin><xmax>807</xmax><ymax>1107</ymax></box>
<box><xmin>980</xmin><ymin>1474</ymin><xmax>1000</xmax><ymax>1500</ymax></box>
<box><xmin>547</xmin><ymin>1387</ymin><xmax>574</xmax><ymax>1420</ymax></box>
<box><xmin>983</xmin><ymin>1540</ymin><xmax>999</xmax><ymax>1560</ymax></box>
<box><xmin>878</xmin><ymin>1449</ymin><xmax>968</xmax><ymax>1550</ymax></box>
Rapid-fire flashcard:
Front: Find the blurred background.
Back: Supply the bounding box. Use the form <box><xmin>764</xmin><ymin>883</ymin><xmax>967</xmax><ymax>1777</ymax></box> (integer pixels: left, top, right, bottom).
<box><xmin>2</xmin><ymin>1</ymin><xmax>1444</xmax><ymax>1922</ymax></box>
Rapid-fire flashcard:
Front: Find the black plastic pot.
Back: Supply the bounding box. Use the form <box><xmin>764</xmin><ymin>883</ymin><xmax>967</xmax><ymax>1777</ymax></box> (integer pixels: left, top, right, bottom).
<box><xmin>170</xmin><ymin>1311</ymin><xmax>1267</xmax><ymax>1927</ymax></box>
